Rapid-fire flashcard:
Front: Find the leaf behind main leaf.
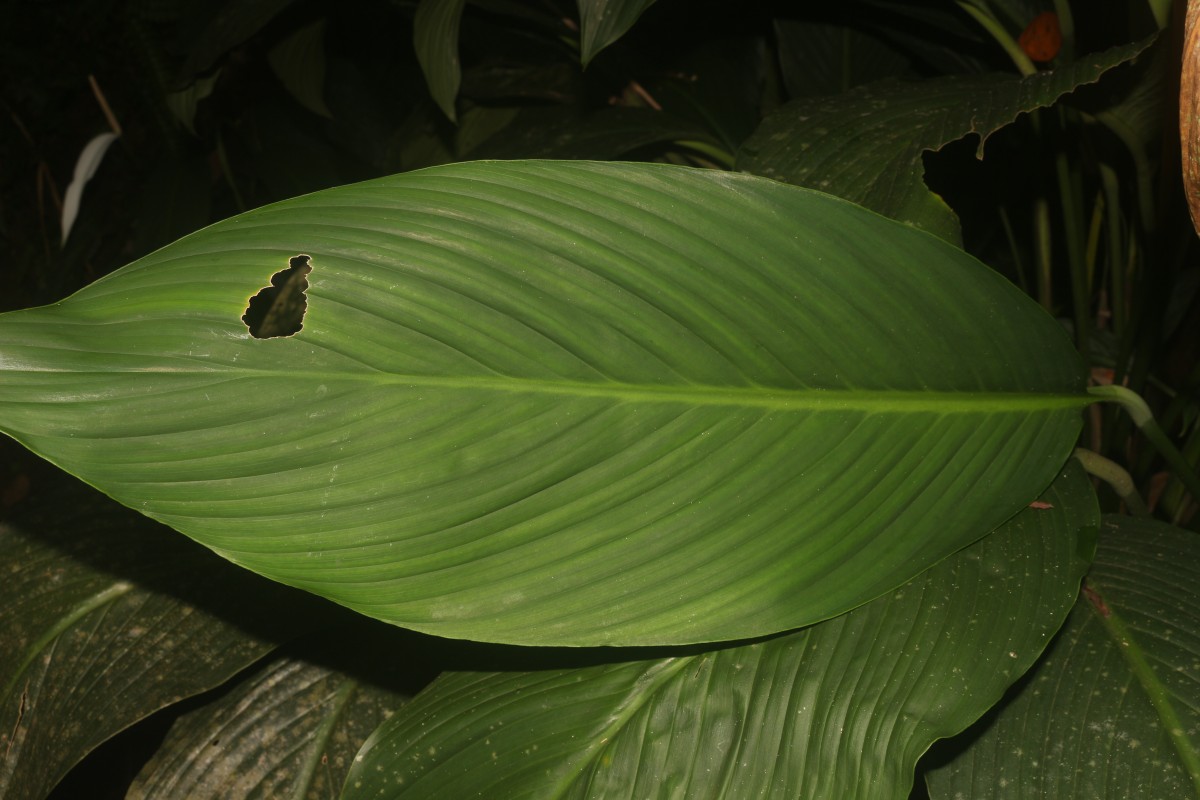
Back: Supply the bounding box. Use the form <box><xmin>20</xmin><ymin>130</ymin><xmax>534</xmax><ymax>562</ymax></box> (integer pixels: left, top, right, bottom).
<box><xmin>925</xmin><ymin>514</ymin><xmax>1200</xmax><ymax>798</ymax></box>
<box><xmin>0</xmin><ymin>160</ymin><xmax>1089</xmax><ymax>646</ymax></box>
<box><xmin>342</xmin><ymin>462</ymin><xmax>1098</xmax><ymax>799</ymax></box>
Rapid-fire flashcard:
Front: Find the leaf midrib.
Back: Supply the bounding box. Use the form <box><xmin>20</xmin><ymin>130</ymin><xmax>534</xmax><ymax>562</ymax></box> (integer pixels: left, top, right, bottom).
<box><xmin>6</xmin><ymin>366</ymin><xmax>1092</xmax><ymax>413</ymax></box>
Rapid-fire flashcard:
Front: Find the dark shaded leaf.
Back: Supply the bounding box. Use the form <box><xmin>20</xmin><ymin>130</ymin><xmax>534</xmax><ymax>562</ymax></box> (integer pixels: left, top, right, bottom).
<box><xmin>0</xmin><ymin>471</ymin><xmax>331</xmax><ymax>800</ymax></box>
<box><xmin>737</xmin><ymin>36</ymin><xmax>1156</xmax><ymax>243</ymax></box>
<box><xmin>343</xmin><ymin>463</ymin><xmax>1097</xmax><ymax>799</ymax></box>
<box><xmin>925</xmin><ymin>514</ymin><xmax>1200</xmax><ymax>799</ymax></box>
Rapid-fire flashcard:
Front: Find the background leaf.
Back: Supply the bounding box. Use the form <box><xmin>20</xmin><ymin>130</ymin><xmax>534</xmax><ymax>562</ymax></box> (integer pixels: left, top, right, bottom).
<box><xmin>577</xmin><ymin>0</ymin><xmax>657</xmax><ymax>67</ymax></box>
<box><xmin>925</xmin><ymin>514</ymin><xmax>1200</xmax><ymax>798</ymax></box>
<box><xmin>0</xmin><ymin>160</ymin><xmax>1090</xmax><ymax>646</ymax></box>
<box><xmin>175</xmin><ymin>0</ymin><xmax>298</xmax><ymax>83</ymax></box>
<box><xmin>267</xmin><ymin>19</ymin><xmax>332</xmax><ymax>120</ymax></box>
<box><xmin>414</xmin><ymin>0</ymin><xmax>467</xmax><ymax>122</ymax></box>
<box><xmin>0</xmin><ymin>469</ymin><xmax>330</xmax><ymax>800</ymax></box>
<box><xmin>773</xmin><ymin>18</ymin><xmax>916</xmax><ymax>98</ymax></box>
<box><xmin>127</xmin><ymin>634</ymin><xmax>413</xmax><ymax>800</ymax></box>
<box><xmin>737</xmin><ymin>36</ymin><xmax>1155</xmax><ymax>243</ymax></box>
<box><xmin>469</xmin><ymin>106</ymin><xmax>719</xmax><ymax>160</ymax></box>
<box><xmin>343</xmin><ymin>462</ymin><xmax>1098</xmax><ymax>800</ymax></box>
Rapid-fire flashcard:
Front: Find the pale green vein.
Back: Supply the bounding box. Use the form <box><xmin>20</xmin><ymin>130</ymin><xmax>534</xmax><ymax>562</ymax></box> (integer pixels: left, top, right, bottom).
<box><xmin>1086</xmin><ymin>582</ymin><xmax>1200</xmax><ymax>798</ymax></box>
<box><xmin>2</xmin><ymin>581</ymin><xmax>135</xmax><ymax>700</ymax></box>
<box><xmin>548</xmin><ymin>658</ymin><xmax>692</xmax><ymax>798</ymax></box>
<box><xmin>4</xmin><ymin>367</ymin><xmax>1094</xmax><ymax>413</ymax></box>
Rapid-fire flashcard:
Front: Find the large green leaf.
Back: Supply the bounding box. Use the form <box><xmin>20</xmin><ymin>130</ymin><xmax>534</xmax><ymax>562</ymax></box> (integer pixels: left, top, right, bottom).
<box><xmin>925</xmin><ymin>514</ymin><xmax>1200</xmax><ymax>798</ymax></box>
<box><xmin>0</xmin><ymin>467</ymin><xmax>328</xmax><ymax>800</ymax></box>
<box><xmin>342</xmin><ymin>463</ymin><xmax>1097</xmax><ymax>799</ymax></box>
<box><xmin>737</xmin><ymin>37</ymin><xmax>1156</xmax><ymax>243</ymax></box>
<box><xmin>0</xmin><ymin>160</ymin><xmax>1090</xmax><ymax>646</ymax></box>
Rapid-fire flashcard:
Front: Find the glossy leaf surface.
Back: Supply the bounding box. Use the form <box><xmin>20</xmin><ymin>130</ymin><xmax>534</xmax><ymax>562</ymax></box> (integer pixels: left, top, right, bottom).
<box><xmin>926</xmin><ymin>514</ymin><xmax>1200</xmax><ymax>798</ymax></box>
<box><xmin>343</xmin><ymin>463</ymin><xmax>1098</xmax><ymax>799</ymax></box>
<box><xmin>0</xmin><ymin>160</ymin><xmax>1089</xmax><ymax>646</ymax></box>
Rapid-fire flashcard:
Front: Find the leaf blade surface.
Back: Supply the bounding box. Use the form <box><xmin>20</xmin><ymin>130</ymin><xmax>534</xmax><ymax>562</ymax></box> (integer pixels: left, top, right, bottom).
<box><xmin>342</xmin><ymin>463</ymin><xmax>1098</xmax><ymax>799</ymax></box>
<box><xmin>0</xmin><ymin>160</ymin><xmax>1089</xmax><ymax>645</ymax></box>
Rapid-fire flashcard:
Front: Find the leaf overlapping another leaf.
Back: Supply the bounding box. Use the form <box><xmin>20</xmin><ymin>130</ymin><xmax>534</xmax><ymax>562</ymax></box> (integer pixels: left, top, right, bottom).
<box><xmin>343</xmin><ymin>464</ymin><xmax>1098</xmax><ymax>800</ymax></box>
<box><xmin>0</xmin><ymin>160</ymin><xmax>1090</xmax><ymax>646</ymax></box>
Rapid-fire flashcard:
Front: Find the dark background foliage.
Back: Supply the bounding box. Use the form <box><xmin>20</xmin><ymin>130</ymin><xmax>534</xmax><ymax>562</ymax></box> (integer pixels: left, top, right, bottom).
<box><xmin>2</xmin><ymin>0</ymin><xmax>1196</xmax><ymax>796</ymax></box>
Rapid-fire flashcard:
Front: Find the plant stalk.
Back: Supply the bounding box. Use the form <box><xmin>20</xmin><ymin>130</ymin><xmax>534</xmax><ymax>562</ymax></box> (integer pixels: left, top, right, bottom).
<box><xmin>1089</xmin><ymin>385</ymin><xmax>1200</xmax><ymax>507</ymax></box>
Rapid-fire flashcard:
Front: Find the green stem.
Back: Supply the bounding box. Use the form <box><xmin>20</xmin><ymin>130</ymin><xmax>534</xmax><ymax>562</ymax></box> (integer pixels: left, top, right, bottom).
<box><xmin>1055</xmin><ymin>116</ymin><xmax>1089</xmax><ymax>361</ymax></box>
<box><xmin>1083</xmin><ymin>581</ymin><xmax>1200</xmax><ymax>798</ymax></box>
<box><xmin>1034</xmin><ymin>195</ymin><xmax>1053</xmax><ymax>312</ymax></box>
<box><xmin>955</xmin><ymin>1</ymin><xmax>1038</xmax><ymax>76</ymax></box>
<box><xmin>674</xmin><ymin>140</ymin><xmax>735</xmax><ymax>169</ymax></box>
<box><xmin>1089</xmin><ymin>385</ymin><xmax>1200</xmax><ymax>506</ymax></box>
<box><xmin>1050</xmin><ymin>0</ymin><xmax>1075</xmax><ymax>61</ymax></box>
<box><xmin>1145</xmin><ymin>0</ymin><xmax>1171</xmax><ymax>30</ymax></box>
<box><xmin>1072</xmin><ymin>448</ymin><xmax>1149</xmax><ymax>516</ymax></box>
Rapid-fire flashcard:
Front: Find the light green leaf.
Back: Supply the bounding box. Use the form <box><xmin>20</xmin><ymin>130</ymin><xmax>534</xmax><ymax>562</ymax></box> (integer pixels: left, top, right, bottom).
<box><xmin>737</xmin><ymin>36</ymin><xmax>1156</xmax><ymax>244</ymax></box>
<box><xmin>0</xmin><ymin>472</ymin><xmax>326</xmax><ymax>800</ymax></box>
<box><xmin>414</xmin><ymin>0</ymin><xmax>466</xmax><ymax>122</ymax></box>
<box><xmin>343</xmin><ymin>463</ymin><xmax>1098</xmax><ymax>800</ymax></box>
<box><xmin>0</xmin><ymin>160</ymin><xmax>1090</xmax><ymax>646</ymax></box>
<box><xmin>926</xmin><ymin>514</ymin><xmax>1200</xmax><ymax>799</ymax></box>
<box><xmin>578</xmin><ymin>0</ymin><xmax>656</xmax><ymax>67</ymax></box>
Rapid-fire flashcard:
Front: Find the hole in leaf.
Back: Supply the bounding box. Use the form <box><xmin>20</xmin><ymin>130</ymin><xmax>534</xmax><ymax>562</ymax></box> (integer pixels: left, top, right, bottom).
<box><xmin>242</xmin><ymin>255</ymin><xmax>312</xmax><ymax>338</ymax></box>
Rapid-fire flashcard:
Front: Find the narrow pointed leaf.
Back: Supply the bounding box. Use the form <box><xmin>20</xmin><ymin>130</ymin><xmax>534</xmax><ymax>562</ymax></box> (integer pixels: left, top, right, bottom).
<box><xmin>0</xmin><ymin>472</ymin><xmax>327</xmax><ymax>800</ymax></box>
<box><xmin>737</xmin><ymin>37</ymin><xmax>1155</xmax><ymax>243</ymax></box>
<box><xmin>577</xmin><ymin>0</ymin><xmax>657</xmax><ymax>67</ymax></box>
<box><xmin>926</xmin><ymin>514</ymin><xmax>1200</xmax><ymax>799</ymax></box>
<box><xmin>343</xmin><ymin>463</ymin><xmax>1098</xmax><ymax>799</ymax></box>
<box><xmin>414</xmin><ymin>0</ymin><xmax>466</xmax><ymax>122</ymax></box>
<box><xmin>0</xmin><ymin>160</ymin><xmax>1090</xmax><ymax>646</ymax></box>
<box><xmin>268</xmin><ymin>20</ymin><xmax>332</xmax><ymax>119</ymax></box>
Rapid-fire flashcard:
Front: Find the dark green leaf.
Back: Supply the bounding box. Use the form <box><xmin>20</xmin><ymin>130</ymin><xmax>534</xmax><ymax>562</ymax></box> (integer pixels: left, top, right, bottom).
<box><xmin>774</xmin><ymin>19</ymin><xmax>915</xmax><ymax>98</ymax></box>
<box><xmin>469</xmin><ymin>107</ymin><xmax>718</xmax><ymax>160</ymax></box>
<box><xmin>578</xmin><ymin>0</ymin><xmax>657</xmax><ymax>67</ymax></box>
<box><xmin>268</xmin><ymin>20</ymin><xmax>332</xmax><ymax>119</ymax></box>
<box><xmin>737</xmin><ymin>36</ymin><xmax>1156</xmax><ymax>243</ymax></box>
<box><xmin>414</xmin><ymin>0</ymin><xmax>467</xmax><ymax>122</ymax></box>
<box><xmin>343</xmin><ymin>463</ymin><xmax>1097</xmax><ymax>799</ymax></box>
<box><xmin>0</xmin><ymin>473</ymin><xmax>327</xmax><ymax>800</ymax></box>
<box><xmin>127</xmin><ymin>638</ymin><xmax>411</xmax><ymax>800</ymax></box>
<box><xmin>926</xmin><ymin>514</ymin><xmax>1200</xmax><ymax>799</ymax></box>
<box><xmin>176</xmin><ymin>0</ymin><xmax>299</xmax><ymax>83</ymax></box>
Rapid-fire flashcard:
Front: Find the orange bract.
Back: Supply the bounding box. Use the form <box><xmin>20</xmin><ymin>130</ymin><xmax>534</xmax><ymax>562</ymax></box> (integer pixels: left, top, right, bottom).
<box><xmin>1019</xmin><ymin>11</ymin><xmax>1062</xmax><ymax>63</ymax></box>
